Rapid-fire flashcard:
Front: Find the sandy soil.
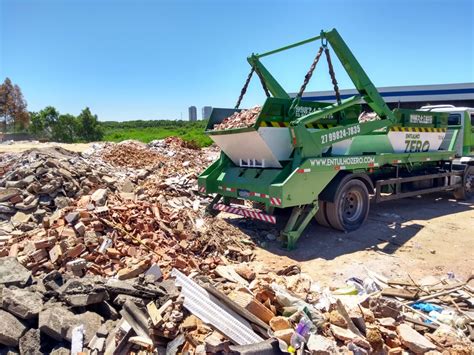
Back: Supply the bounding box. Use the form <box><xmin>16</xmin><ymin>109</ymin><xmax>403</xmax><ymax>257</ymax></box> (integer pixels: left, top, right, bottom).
<box><xmin>0</xmin><ymin>142</ymin><xmax>93</xmax><ymax>153</ymax></box>
<box><xmin>250</xmin><ymin>193</ymin><xmax>474</xmax><ymax>287</ymax></box>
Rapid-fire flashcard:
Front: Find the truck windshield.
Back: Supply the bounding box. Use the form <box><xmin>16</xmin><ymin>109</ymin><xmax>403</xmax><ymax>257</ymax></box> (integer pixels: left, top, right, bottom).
<box><xmin>448</xmin><ymin>113</ymin><xmax>461</xmax><ymax>125</ymax></box>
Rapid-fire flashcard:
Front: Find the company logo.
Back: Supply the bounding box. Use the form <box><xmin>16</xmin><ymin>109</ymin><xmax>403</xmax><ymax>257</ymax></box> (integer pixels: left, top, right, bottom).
<box><xmin>409</xmin><ymin>114</ymin><xmax>433</xmax><ymax>124</ymax></box>
<box><xmin>294</xmin><ymin>105</ymin><xmax>333</xmax><ymax>119</ymax></box>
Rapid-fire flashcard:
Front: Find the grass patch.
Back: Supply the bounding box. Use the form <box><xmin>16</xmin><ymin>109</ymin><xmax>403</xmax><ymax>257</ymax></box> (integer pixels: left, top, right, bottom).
<box><xmin>100</xmin><ymin>120</ymin><xmax>213</xmax><ymax>147</ymax></box>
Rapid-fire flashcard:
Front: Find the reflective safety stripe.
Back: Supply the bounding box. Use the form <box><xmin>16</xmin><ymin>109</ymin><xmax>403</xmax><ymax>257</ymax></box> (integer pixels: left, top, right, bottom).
<box><xmin>297</xmin><ymin>168</ymin><xmax>311</xmax><ymax>173</ymax></box>
<box><xmin>259</xmin><ymin>121</ymin><xmax>336</xmax><ymax>129</ymax></box>
<box><xmin>213</xmin><ymin>204</ymin><xmax>276</xmax><ymax>224</ymax></box>
<box><xmin>390</xmin><ymin>126</ymin><xmax>446</xmax><ymax>133</ymax></box>
<box><xmin>250</xmin><ymin>192</ymin><xmax>269</xmax><ymax>198</ymax></box>
<box><xmin>218</xmin><ymin>186</ymin><xmax>236</xmax><ymax>192</ymax></box>
<box><xmin>270</xmin><ymin>197</ymin><xmax>282</xmax><ymax>206</ymax></box>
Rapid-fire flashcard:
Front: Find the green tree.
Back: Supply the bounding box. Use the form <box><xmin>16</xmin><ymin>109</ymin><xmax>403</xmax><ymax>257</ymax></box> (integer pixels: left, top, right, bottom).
<box><xmin>77</xmin><ymin>107</ymin><xmax>103</xmax><ymax>141</ymax></box>
<box><xmin>52</xmin><ymin>114</ymin><xmax>78</xmax><ymax>142</ymax></box>
<box><xmin>29</xmin><ymin>111</ymin><xmax>45</xmax><ymax>135</ymax></box>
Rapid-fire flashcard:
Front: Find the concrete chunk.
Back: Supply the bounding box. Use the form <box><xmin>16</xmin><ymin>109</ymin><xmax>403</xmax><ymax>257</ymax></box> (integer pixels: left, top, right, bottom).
<box><xmin>39</xmin><ymin>306</ymin><xmax>76</xmax><ymax>341</ymax></box>
<box><xmin>0</xmin><ymin>257</ymin><xmax>31</xmax><ymax>287</ymax></box>
<box><xmin>2</xmin><ymin>287</ymin><xmax>44</xmax><ymax>319</ymax></box>
<box><xmin>307</xmin><ymin>334</ymin><xmax>337</xmax><ymax>354</ymax></box>
<box><xmin>19</xmin><ymin>328</ymin><xmax>42</xmax><ymax>355</ymax></box>
<box><xmin>397</xmin><ymin>323</ymin><xmax>436</xmax><ymax>353</ymax></box>
<box><xmin>0</xmin><ymin>310</ymin><xmax>27</xmax><ymax>346</ymax></box>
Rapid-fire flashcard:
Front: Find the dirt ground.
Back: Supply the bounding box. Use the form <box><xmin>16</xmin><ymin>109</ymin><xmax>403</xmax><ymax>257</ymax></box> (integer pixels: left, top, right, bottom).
<box><xmin>251</xmin><ymin>193</ymin><xmax>474</xmax><ymax>287</ymax></box>
<box><xmin>0</xmin><ymin>141</ymin><xmax>93</xmax><ymax>153</ymax></box>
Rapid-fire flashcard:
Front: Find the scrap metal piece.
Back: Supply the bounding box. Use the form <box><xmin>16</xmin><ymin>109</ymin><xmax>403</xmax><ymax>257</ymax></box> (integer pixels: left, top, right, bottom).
<box><xmin>171</xmin><ymin>268</ymin><xmax>263</xmax><ymax>345</ymax></box>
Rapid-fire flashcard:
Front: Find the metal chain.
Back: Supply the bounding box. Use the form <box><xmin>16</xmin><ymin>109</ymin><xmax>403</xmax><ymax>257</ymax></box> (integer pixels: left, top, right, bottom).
<box><xmin>235</xmin><ymin>68</ymin><xmax>255</xmax><ymax>109</ymax></box>
<box><xmin>254</xmin><ymin>66</ymin><xmax>271</xmax><ymax>98</ymax></box>
<box><xmin>324</xmin><ymin>47</ymin><xmax>341</xmax><ymax>104</ymax></box>
<box><xmin>297</xmin><ymin>46</ymin><xmax>324</xmax><ymax>99</ymax></box>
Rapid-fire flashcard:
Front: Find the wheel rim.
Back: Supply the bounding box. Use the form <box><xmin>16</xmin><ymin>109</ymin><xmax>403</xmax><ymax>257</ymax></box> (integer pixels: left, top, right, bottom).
<box><xmin>341</xmin><ymin>189</ymin><xmax>364</xmax><ymax>223</ymax></box>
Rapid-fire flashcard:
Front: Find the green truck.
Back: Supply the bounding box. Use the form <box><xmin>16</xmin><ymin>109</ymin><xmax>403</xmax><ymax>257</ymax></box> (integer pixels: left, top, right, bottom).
<box><xmin>198</xmin><ymin>29</ymin><xmax>474</xmax><ymax>249</ymax></box>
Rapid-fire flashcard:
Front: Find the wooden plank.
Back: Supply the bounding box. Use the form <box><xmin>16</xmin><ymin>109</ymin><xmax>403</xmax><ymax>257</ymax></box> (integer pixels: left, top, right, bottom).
<box><xmin>381</xmin><ymin>287</ymin><xmax>419</xmax><ymax>300</ymax></box>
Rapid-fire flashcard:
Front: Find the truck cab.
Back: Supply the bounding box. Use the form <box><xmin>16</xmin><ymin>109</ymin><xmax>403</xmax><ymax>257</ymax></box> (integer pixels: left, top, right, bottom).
<box><xmin>420</xmin><ymin>105</ymin><xmax>474</xmax><ymax>161</ymax></box>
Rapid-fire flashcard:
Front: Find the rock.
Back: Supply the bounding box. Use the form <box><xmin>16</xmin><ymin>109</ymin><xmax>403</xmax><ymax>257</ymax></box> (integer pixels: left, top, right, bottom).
<box><xmin>273</xmin><ymin>328</ymin><xmax>293</xmax><ymax>345</ymax></box>
<box><xmin>0</xmin><ymin>257</ymin><xmax>31</xmax><ymax>287</ymax></box>
<box><xmin>15</xmin><ymin>199</ymin><xmax>38</xmax><ymax>211</ymax></box>
<box><xmin>0</xmin><ymin>310</ymin><xmax>27</xmax><ymax>346</ymax></box>
<box><xmin>23</xmin><ymin>194</ymin><xmax>36</xmax><ymax>205</ymax></box>
<box><xmin>368</xmin><ymin>297</ymin><xmax>402</xmax><ymax>320</ymax></box>
<box><xmin>64</xmin><ymin>212</ymin><xmax>80</xmax><ymax>224</ymax></box>
<box><xmin>0</xmin><ymin>188</ymin><xmax>21</xmax><ymax>202</ymax></box>
<box><xmin>366</xmin><ymin>327</ymin><xmax>384</xmax><ymax>351</ymax></box>
<box><xmin>11</xmin><ymin>211</ymin><xmax>30</xmax><ymax>225</ymax></box>
<box><xmin>397</xmin><ymin>323</ymin><xmax>436</xmax><ymax>353</ymax></box>
<box><xmin>58</xmin><ymin>278</ymin><xmax>108</xmax><ymax>307</ymax></box>
<box><xmin>39</xmin><ymin>306</ymin><xmax>76</xmax><ymax>341</ymax></box>
<box><xmin>19</xmin><ymin>328</ymin><xmax>42</xmax><ymax>355</ymax></box>
<box><xmin>1</xmin><ymin>287</ymin><xmax>44</xmax><ymax>319</ymax></box>
<box><xmin>378</xmin><ymin>317</ymin><xmax>397</xmax><ymax>328</ymax></box>
<box><xmin>91</xmin><ymin>188</ymin><xmax>108</xmax><ymax>206</ymax></box>
<box><xmin>0</xmin><ymin>203</ymin><xmax>15</xmax><ymax>214</ymax></box>
<box><xmin>65</xmin><ymin>311</ymin><xmax>103</xmax><ymax>345</ymax></box>
<box><xmin>121</xmin><ymin>179</ymin><xmax>135</xmax><ymax>193</ymax></box>
<box><xmin>330</xmin><ymin>324</ymin><xmax>370</xmax><ymax>349</ymax></box>
<box><xmin>329</xmin><ymin>310</ymin><xmax>348</xmax><ymax>328</ymax></box>
<box><xmin>50</xmin><ymin>345</ymin><xmax>70</xmax><ymax>355</ymax></box>
<box><xmin>42</xmin><ymin>270</ymin><xmax>64</xmax><ymax>291</ymax></box>
<box><xmin>54</xmin><ymin>196</ymin><xmax>70</xmax><ymax>209</ymax></box>
<box><xmin>307</xmin><ymin>334</ymin><xmax>337</xmax><ymax>354</ymax></box>
<box><xmin>269</xmin><ymin>316</ymin><xmax>291</xmax><ymax>331</ymax></box>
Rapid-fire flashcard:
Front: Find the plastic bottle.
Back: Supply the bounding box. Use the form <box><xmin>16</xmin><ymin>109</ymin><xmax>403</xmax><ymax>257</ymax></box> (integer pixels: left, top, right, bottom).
<box><xmin>287</xmin><ymin>317</ymin><xmax>312</xmax><ymax>353</ymax></box>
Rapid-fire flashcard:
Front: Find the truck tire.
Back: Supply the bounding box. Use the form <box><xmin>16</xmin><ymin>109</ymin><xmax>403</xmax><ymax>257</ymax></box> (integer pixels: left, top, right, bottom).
<box><xmin>315</xmin><ymin>200</ymin><xmax>331</xmax><ymax>227</ymax></box>
<box><xmin>453</xmin><ymin>166</ymin><xmax>474</xmax><ymax>200</ymax></box>
<box><xmin>325</xmin><ymin>179</ymin><xmax>370</xmax><ymax>232</ymax></box>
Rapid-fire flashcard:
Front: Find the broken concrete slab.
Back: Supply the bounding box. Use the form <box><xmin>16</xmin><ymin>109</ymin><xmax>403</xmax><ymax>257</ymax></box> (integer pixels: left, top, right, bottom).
<box><xmin>39</xmin><ymin>306</ymin><xmax>76</xmax><ymax>341</ymax></box>
<box><xmin>91</xmin><ymin>188</ymin><xmax>108</xmax><ymax>206</ymax></box>
<box><xmin>19</xmin><ymin>328</ymin><xmax>42</xmax><ymax>355</ymax></box>
<box><xmin>307</xmin><ymin>333</ymin><xmax>337</xmax><ymax>355</ymax></box>
<box><xmin>58</xmin><ymin>278</ymin><xmax>108</xmax><ymax>307</ymax></box>
<box><xmin>66</xmin><ymin>312</ymin><xmax>103</xmax><ymax>345</ymax></box>
<box><xmin>0</xmin><ymin>310</ymin><xmax>27</xmax><ymax>347</ymax></box>
<box><xmin>0</xmin><ymin>257</ymin><xmax>31</xmax><ymax>287</ymax></box>
<box><xmin>1</xmin><ymin>287</ymin><xmax>44</xmax><ymax>319</ymax></box>
<box><xmin>397</xmin><ymin>323</ymin><xmax>436</xmax><ymax>353</ymax></box>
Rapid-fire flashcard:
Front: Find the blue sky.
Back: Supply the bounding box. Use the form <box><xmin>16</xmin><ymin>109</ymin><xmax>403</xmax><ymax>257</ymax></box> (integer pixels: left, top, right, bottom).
<box><xmin>1</xmin><ymin>0</ymin><xmax>473</xmax><ymax>121</ymax></box>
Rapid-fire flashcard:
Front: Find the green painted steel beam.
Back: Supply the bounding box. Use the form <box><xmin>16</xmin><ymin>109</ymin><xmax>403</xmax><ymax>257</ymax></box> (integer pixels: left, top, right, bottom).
<box><xmin>247</xmin><ymin>55</ymin><xmax>290</xmax><ymax>99</ymax></box>
<box><xmin>255</xmin><ymin>34</ymin><xmax>323</xmax><ymax>58</ymax></box>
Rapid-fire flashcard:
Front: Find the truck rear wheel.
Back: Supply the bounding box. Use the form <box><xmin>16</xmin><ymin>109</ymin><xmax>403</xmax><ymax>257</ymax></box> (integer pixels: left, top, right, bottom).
<box><xmin>315</xmin><ymin>200</ymin><xmax>330</xmax><ymax>227</ymax></box>
<box><xmin>325</xmin><ymin>179</ymin><xmax>370</xmax><ymax>232</ymax></box>
<box><xmin>453</xmin><ymin>166</ymin><xmax>474</xmax><ymax>200</ymax></box>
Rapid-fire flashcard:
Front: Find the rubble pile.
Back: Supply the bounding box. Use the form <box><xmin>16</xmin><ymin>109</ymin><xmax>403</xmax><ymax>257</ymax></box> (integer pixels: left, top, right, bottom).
<box><xmin>213</xmin><ymin>106</ymin><xmax>261</xmax><ymax>130</ymax></box>
<box><xmin>0</xmin><ymin>255</ymin><xmax>472</xmax><ymax>354</ymax></box>
<box><xmin>0</xmin><ymin>147</ymin><xmax>127</xmax><ymax>224</ymax></box>
<box><xmin>100</xmin><ymin>141</ymin><xmax>163</xmax><ymax>169</ymax></box>
<box><xmin>0</xmin><ymin>187</ymin><xmax>254</xmax><ymax>278</ymax></box>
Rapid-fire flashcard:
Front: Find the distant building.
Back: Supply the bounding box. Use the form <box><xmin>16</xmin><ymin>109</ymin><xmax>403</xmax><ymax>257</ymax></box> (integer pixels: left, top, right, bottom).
<box><xmin>295</xmin><ymin>83</ymin><xmax>474</xmax><ymax>110</ymax></box>
<box><xmin>202</xmin><ymin>106</ymin><xmax>212</xmax><ymax>120</ymax></box>
<box><xmin>188</xmin><ymin>106</ymin><xmax>197</xmax><ymax>121</ymax></box>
